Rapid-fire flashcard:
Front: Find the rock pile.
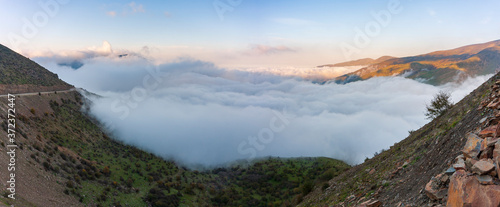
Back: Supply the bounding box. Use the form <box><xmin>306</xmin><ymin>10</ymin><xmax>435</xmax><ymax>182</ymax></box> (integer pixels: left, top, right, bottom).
<box><xmin>424</xmin><ymin>80</ymin><xmax>500</xmax><ymax>206</ymax></box>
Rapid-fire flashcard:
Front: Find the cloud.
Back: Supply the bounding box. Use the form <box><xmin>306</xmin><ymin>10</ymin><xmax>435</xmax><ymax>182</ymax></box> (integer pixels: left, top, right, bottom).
<box><xmin>58</xmin><ymin>60</ymin><xmax>84</xmax><ymax>69</ymax></box>
<box><xmin>426</xmin><ymin>8</ymin><xmax>444</xmax><ymax>24</ymax></box>
<box><xmin>427</xmin><ymin>9</ymin><xmax>437</xmax><ymax>17</ymax></box>
<box><xmin>231</xmin><ymin>65</ymin><xmax>363</xmax><ymax>81</ymax></box>
<box><xmin>105</xmin><ymin>2</ymin><xmax>145</xmax><ymax>17</ymax></box>
<box><xmin>245</xmin><ymin>44</ymin><xmax>296</xmax><ymax>56</ymax></box>
<box><xmin>106</xmin><ymin>11</ymin><xmax>117</xmax><ymax>17</ymax></box>
<box><xmin>35</xmin><ymin>57</ymin><xmax>492</xmax><ymax>168</ymax></box>
<box><xmin>31</xmin><ymin>41</ymin><xmax>113</xmax><ymax>69</ymax></box>
<box><xmin>31</xmin><ymin>41</ymin><xmax>148</xmax><ymax>69</ymax></box>
<box><xmin>127</xmin><ymin>2</ymin><xmax>145</xmax><ymax>14</ymax></box>
<box><xmin>273</xmin><ymin>18</ymin><xmax>316</xmax><ymax>26</ymax></box>
<box><xmin>480</xmin><ymin>17</ymin><xmax>491</xmax><ymax>25</ymax></box>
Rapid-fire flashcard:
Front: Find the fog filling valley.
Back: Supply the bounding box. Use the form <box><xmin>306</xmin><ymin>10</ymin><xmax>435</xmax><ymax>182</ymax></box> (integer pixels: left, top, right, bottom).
<box><xmin>37</xmin><ymin>57</ymin><xmax>491</xmax><ymax>168</ymax></box>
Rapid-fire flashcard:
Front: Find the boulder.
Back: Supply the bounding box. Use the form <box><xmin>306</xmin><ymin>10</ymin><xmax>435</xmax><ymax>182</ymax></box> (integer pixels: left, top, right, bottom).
<box><xmin>447</xmin><ymin>170</ymin><xmax>467</xmax><ymax>207</ymax></box>
<box><xmin>424</xmin><ymin>173</ymin><xmax>447</xmax><ymax>200</ymax></box>
<box><xmin>471</xmin><ymin>160</ymin><xmax>495</xmax><ymax>175</ymax></box>
<box><xmin>494</xmin><ymin>142</ymin><xmax>500</xmax><ymax>159</ymax></box>
<box><xmin>497</xmin><ymin>124</ymin><xmax>500</xmax><ymax>138</ymax></box>
<box><xmin>480</xmin><ymin>117</ymin><xmax>488</xmax><ymax>124</ymax></box>
<box><xmin>440</xmin><ymin>174</ymin><xmax>450</xmax><ymax>184</ymax></box>
<box><xmin>446</xmin><ymin>167</ymin><xmax>456</xmax><ymax>175</ymax></box>
<box><xmin>495</xmin><ymin>158</ymin><xmax>500</xmax><ymax>179</ymax></box>
<box><xmin>462</xmin><ymin>133</ymin><xmax>483</xmax><ymax>159</ymax></box>
<box><xmin>487</xmin><ymin>138</ymin><xmax>499</xmax><ymax>147</ymax></box>
<box><xmin>481</xmin><ymin>139</ymin><xmax>490</xmax><ymax>151</ymax></box>
<box><xmin>480</xmin><ymin>147</ymin><xmax>494</xmax><ymax>160</ymax></box>
<box><xmin>481</xmin><ymin>100</ymin><xmax>490</xmax><ymax>108</ymax></box>
<box><xmin>490</xmin><ymin>168</ymin><xmax>498</xmax><ymax>177</ymax></box>
<box><xmin>466</xmin><ymin>159</ymin><xmax>478</xmax><ymax>171</ymax></box>
<box><xmin>369</xmin><ymin>168</ymin><xmax>376</xmax><ymax>175</ymax></box>
<box><xmin>479</xmin><ymin>125</ymin><xmax>497</xmax><ymax>138</ymax></box>
<box><xmin>487</xmin><ymin>101</ymin><xmax>500</xmax><ymax>109</ymax></box>
<box><xmin>477</xmin><ymin>175</ymin><xmax>493</xmax><ymax>185</ymax></box>
<box><xmin>447</xmin><ymin>170</ymin><xmax>500</xmax><ymax>207</ymax></box>
<box><xmin>453</xmin><ymin>158</ymin><xmax>466</xmax><ymax>170</ymax></box>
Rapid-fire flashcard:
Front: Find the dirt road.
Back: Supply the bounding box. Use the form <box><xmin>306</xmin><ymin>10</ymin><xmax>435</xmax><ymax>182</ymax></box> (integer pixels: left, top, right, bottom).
<box><xmin>0</xmin><ymin>88</ymin><xmax>77</xmax><ymax>97</ymax></box>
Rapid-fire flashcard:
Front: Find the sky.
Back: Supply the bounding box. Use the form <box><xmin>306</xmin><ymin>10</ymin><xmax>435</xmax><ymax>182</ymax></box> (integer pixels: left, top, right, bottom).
<box><xmin>1</xmin><ymin>0</ymin><xmax>500</xmax><ymax>67</ymax></box>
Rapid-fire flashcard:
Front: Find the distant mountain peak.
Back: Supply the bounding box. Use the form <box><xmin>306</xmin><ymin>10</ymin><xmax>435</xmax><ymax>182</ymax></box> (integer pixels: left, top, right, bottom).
<box><xmin>334</xmin><ymin>39</ymin><xmax>500</xmax><ymax>85</ymax></box>
<box><xmin>426</xmin><ymin>39</ymin><xmax>500</xmax><ymax>57</ymax></box>
<box><xmin>318</xmin><ymin>56</ymin><xmax>396</xmax><ymax>68</ymax></box>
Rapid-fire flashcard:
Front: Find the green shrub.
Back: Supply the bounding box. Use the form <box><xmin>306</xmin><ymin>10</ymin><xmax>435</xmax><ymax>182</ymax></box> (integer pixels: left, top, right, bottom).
<box><xmin>425</xmin><ymin>91</ymin><xmax>453</xmax><ymax>119</ymax></box>
<box><xmin>300</xmin><ymin>181</ymin><xmax>313</xmax><ymax>195</ymax></box>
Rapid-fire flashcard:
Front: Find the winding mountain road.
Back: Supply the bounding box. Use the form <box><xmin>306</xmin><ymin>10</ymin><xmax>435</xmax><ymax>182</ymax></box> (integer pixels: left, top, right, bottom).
<box><xmin>0</xmin><ymin>88</ymin><xmax>77</xmax><ymax>98</ymax></box>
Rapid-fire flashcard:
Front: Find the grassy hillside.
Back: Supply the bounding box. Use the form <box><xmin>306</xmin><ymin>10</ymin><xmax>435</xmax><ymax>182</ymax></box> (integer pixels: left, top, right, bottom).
<box><xmin>300</xmin><ymin>71</ymin><xmax>499</xmax><ymax>206</ymax></box>
<box><xmin>0</xmin><ymin>44</ymin><xmax>70</xmax><ymax>87</ymax></box>
<box><xmin>335</xmin><ymin>39</ymin><xmax>500</xmax><ymax>85</ymax></box>
<box><xmin>0</xmin><ymin>91</ymin><xmax>349</xmax><ymax>207</ymax></box>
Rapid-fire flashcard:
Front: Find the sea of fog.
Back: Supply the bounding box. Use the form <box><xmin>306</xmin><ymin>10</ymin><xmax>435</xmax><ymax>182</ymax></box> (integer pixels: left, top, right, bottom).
<box><xmin>36</xmin><ymin>57</ymin><xmax>491</xmax><ymax>168</ymax></box>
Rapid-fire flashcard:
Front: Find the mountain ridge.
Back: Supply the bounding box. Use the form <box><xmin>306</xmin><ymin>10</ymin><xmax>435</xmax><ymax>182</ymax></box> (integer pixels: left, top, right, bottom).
<box><xmin>318</xmin><ymin>56</ymin><xmax>396</xmax><ymax>68</ymax></box>
<box><xmin>0</xmin><ymin>44</ymin><xmax>73</xmax><ymax>94</ymax></box>
<box><xmin>334</xmin><ymin>39</ymin><xmax>500</xmax><ymax>85</ymax></box>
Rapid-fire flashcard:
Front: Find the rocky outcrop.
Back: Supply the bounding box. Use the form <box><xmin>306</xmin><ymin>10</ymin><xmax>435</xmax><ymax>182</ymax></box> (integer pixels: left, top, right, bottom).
<box><xmin>424</xmin><ymin>80</ymin><xmax>500</xmax><ymax>206</ymax></box>
<box><xmin>471</xmin><ymin>160</ymin><xmax>495</xmax><ymax>175</ymax></box>
<box><xmin>424</xmin><ymin>173</ymin><xmax>448</xmax><ymax>200</ymax></box>
<box><xmin>462</xmin><ymin>133</ymin><xmax>482</xmax><ymax>159</ymax></box>
<box><xmin>447</xmin><ymin>170</ymin><xmax>500</xmax><ymax>207</ymax></box>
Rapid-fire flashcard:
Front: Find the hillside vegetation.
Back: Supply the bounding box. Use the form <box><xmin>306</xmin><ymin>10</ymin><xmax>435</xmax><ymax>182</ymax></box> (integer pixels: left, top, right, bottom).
<box><xmin>0</xmin><ymin>44</ymin><xmax>72</xmax><ymax>93</ymax></box>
